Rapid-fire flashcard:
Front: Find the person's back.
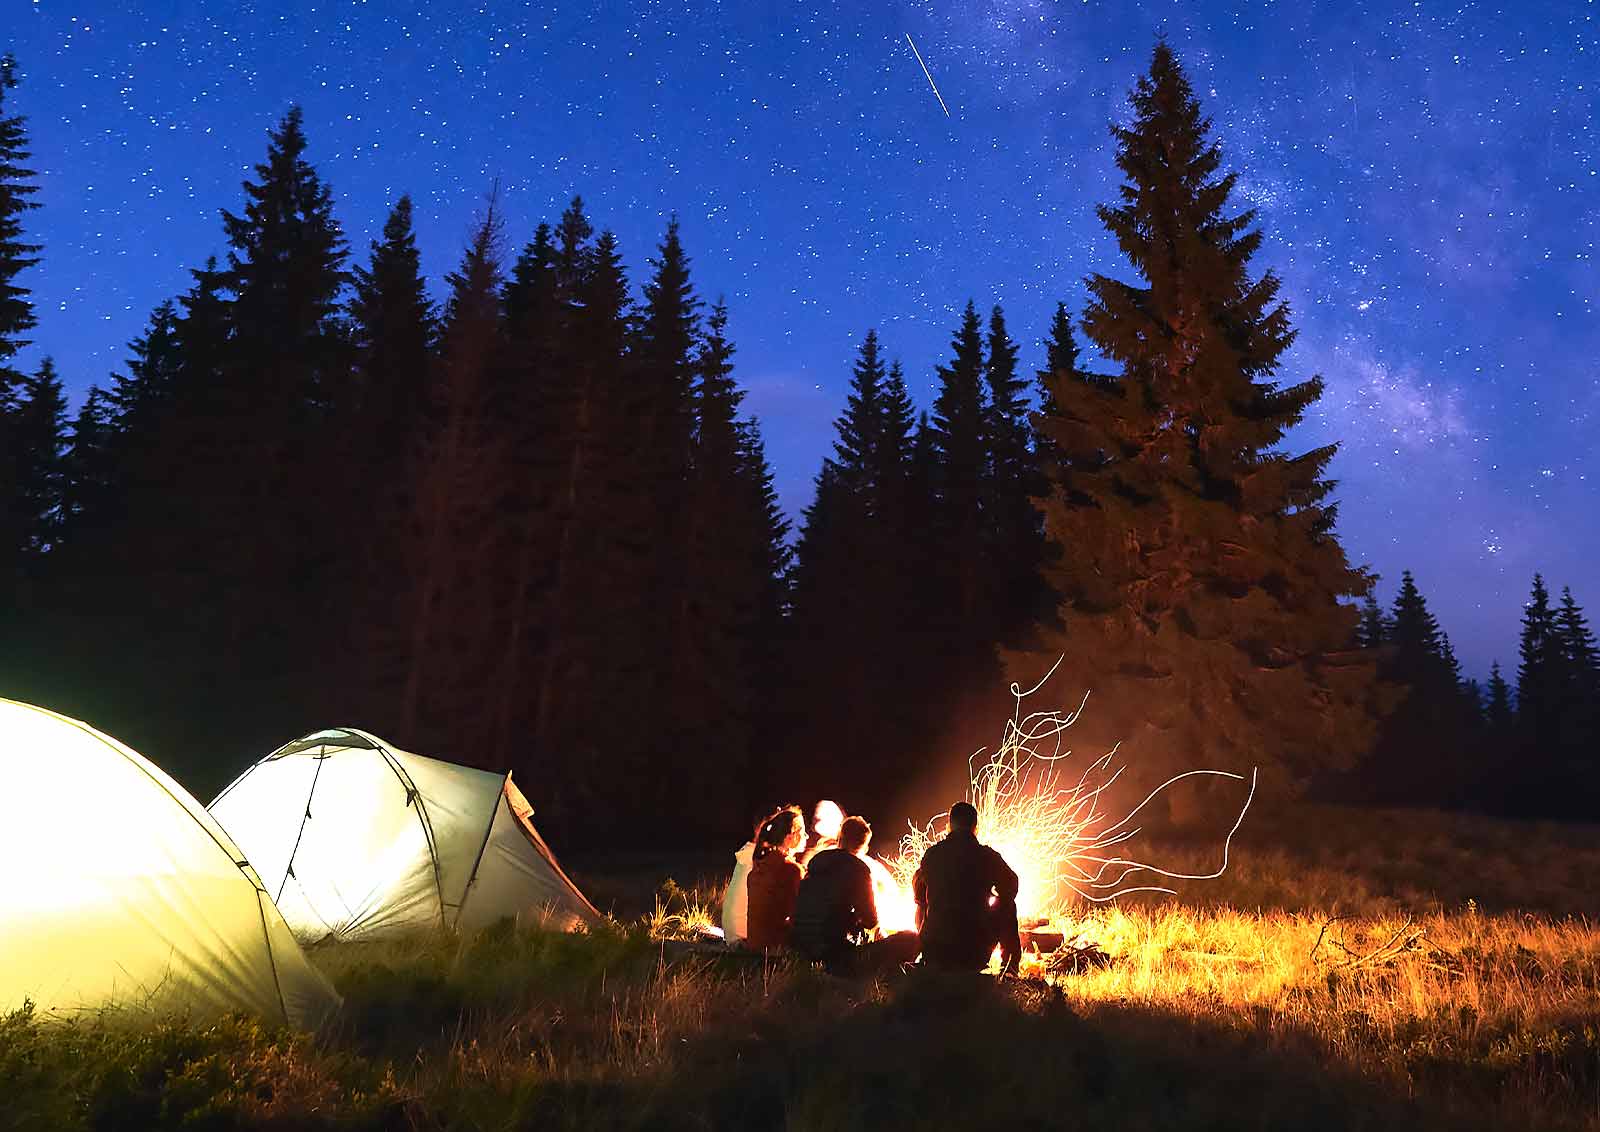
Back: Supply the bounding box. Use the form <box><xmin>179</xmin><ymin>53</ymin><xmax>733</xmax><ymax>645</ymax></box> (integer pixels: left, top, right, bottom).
<box><xmin>791</xmin><ymin>847</ymin><xmax>876</xmax><ymax>964</ymax></box>
<box><xmin>721</xmin><ymin>840</ymin><xmax>755</xmax><ymax>944</ymax></box>
<box><xmin>913</xmin><ymin>803</ymin><xmax>1020</xmax><ymax>972</ymax></box>
<box><xmin>746</xmin><ymin>848</ymin><xmax>803</xmax><ymax>950</ymax></box>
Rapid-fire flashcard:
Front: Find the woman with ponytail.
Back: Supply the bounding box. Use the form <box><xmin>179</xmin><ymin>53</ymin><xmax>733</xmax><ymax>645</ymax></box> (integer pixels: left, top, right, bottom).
<box><xmin>745</xmin><ymin>805</ymin><xmax>807</xmax><ymax>950</ymax></box>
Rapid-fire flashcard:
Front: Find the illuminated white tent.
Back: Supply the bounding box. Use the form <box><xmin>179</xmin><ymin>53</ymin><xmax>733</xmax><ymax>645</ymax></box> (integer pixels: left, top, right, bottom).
<box><xmin>208</xmin><ymin>728</ymin><xmax>598</xmax><ymax>943</ymax></box>
<box><xmin>0</xmin><ymin>699</ymin><xmax>339</xmax><ymax>1026</ymax></box>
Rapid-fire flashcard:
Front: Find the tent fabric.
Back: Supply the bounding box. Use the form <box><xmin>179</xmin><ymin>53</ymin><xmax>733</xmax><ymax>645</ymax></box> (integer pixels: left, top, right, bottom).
<box><xmin>0</xmin><ymin>699</ymin><xmax>340</xmax><ymax>1027</ymax></box>
<box><xmin>209</xmin><ymin>729</ymin><xmax>598</xmax><ymax>943</ymax></box>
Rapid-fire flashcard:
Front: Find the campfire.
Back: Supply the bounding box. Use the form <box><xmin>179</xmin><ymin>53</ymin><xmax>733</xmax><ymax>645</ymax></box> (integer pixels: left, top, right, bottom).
<box><xmin>874</xmin><ymin>661</ymin><xmax>1258</xmax><ymax>969</ymax></box>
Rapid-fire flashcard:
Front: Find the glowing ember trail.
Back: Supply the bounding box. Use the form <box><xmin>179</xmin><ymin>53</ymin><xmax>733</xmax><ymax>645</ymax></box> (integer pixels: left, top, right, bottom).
<box><xmin>876</xmin><ymin>659</ymin><xmax>1257</xmax><ymax>938</ymax></box>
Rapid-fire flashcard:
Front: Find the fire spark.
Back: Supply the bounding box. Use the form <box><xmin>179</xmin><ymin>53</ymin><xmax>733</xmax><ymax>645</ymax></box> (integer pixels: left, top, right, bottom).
<box><xmin>874</xmin><ymin>660</ymin><xmax>1258</xmax><ymax>948</ymax></box>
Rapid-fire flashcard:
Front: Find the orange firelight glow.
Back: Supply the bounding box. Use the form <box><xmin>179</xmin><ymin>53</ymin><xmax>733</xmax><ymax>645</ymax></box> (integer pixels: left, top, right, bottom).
<box><xmin>872</xmin><ymin>661</ymin><xmax>1257</xmax><ymax>939</ymax></box>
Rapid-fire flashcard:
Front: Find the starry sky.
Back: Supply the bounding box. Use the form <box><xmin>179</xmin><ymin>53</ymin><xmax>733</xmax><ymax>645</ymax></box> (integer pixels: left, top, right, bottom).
<box><xmin>6</xmin><ymin>0</ymin><xmax>1597</xmax><ymax>676</ymax></box>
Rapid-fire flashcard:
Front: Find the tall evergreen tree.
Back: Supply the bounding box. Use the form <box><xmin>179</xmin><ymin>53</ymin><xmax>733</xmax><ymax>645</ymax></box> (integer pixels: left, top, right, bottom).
<box><xmin>348</xmin><ymin>195</ymin><xmax>434</xmax><ymax>435</ymax></box>
<box><xmin>1484</xmin><ymin>661</ymin><xmax>1514</xmax><ymax>733</ymax></box>
<box><xmin>1356</xmin><ymin>591</ymin><xmax>1389</xmax><ymax>649</ymax></box>
<box><xmin>1516</xmin><ymin>574</ymin><xmax>1562</xmax><ymax>743</ymax></box>
<box><xmin>0</xmin><ymin>54</ymin><xmax>37</xmax><ymax>386</ymax></box>
<box><xmin>61</xmin><ymin>386</ymin><xmax>114</xmax><ymax>536</ymax></box>
<box><xmin>931</xmin><ymin>300</ymin><xmax>990</xmax><ymax>634</ymax></box>
<box><xmin>1553</xmin><ymin>586</ymin><xmax>1599</xmax><ymax>800</ymax></box>
<box><xmin>833</xmin><ymin>329</ymin><xmax>887</xmax><ymax>494</ymax></box>
<box><xmin>0</xmin><ymin>55</ymin><xmax>40</xmax><ymax>627</ymax></box>
<box><xmin>1036</xmin><ymin>301</ymin><xmax>1079</xmax><ymax>419</ymax></box>
<box><xmin>983</xmin><ymin>304</ymin><xmax>1045</xmax><ymax>641</ymax></box>
<box><xmin>398</xmin><ymin>200</ymin><xmax>506</xmax><ymax>752</ymax></box>
<box><xmin>1009</xmin><ymin>45</ymin><xmax>1375</xmax><ymax>801</ymax></box>
<box><xmin>8</xmin><ymin>356</ymin><xmax>65</xmax><ymax>565</ymax></box>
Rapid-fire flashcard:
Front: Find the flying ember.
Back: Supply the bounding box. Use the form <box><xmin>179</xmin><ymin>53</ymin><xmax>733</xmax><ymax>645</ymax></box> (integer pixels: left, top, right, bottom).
<box><xmin>877</xmin><ymin>661</ymin><xmax>1258</xmax><ymax>940</ymax></box>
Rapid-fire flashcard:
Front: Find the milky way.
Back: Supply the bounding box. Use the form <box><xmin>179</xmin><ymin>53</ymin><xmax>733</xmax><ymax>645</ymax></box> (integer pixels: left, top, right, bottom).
<box><xmin>8</xmin><ymin>0</ymin><xmax>1597</xmax><ymax>674</ymax></box>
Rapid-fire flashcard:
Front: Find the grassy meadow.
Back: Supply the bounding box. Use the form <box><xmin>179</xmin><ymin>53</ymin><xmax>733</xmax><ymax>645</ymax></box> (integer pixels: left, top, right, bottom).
<box><xmin>6</xmin><ymin>804</ymin><xmax>1600</xmax><ymax>1131</ymax></box>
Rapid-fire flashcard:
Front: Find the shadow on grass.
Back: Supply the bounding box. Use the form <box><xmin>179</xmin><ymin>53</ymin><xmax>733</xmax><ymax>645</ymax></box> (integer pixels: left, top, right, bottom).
<box><xmin>645</xmin><ymin>973</ymin><xmax>1515</xmax><ymax>1132</ymax></box>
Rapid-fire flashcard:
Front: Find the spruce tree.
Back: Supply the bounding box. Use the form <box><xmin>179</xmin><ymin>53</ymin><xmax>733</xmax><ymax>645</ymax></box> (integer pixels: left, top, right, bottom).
<box><xmin>1356</xmin><ymin>592</ymin><xmax>1389</xmax><ymax>649</ymax></box>
<box><xmin>931</xmin><ymin>300</ymin><xmax>990</xmax><ymax>632</ymax></box>
<box><xmin>1516</xmin><ymin>574</ymin><xmax>1562</xmax><ymax>744</ymax></box>
<box><xmin>8</xmin><ymin>356</ymin><xmax>65</xmax><ymax>565</ymax></box>
<box><xmin>1554</xmin><ymin>586</ymin><xmax>1599</xmax><ymax>800</ymax></box>
<box><xmin>1036</xmin><ymin>301</ymin><xmax>1079</xmax><ymax>419</ymax></box>
<box><xmin>1484</xmin><ymin>662</ymin><xmax>1514</xmax><ymax>733</ymax></box>
<box><xmin>61</xmin><ymin>386</ymin><xmax>114</xmax><ymax>536</ymax></box>
<box><xmin>398</xmin><ymin>201</ymin><xmax>506</xmax><ymax>750</ymax></box>
<box><xmin>0</xmin><ymin>54</ymin><xmax>38</xmax><ymax>384</ymax></box>
<box><xmin>833</xmin><ymin>329</ymin><xmax>887</xmax><ymax>494</ymax></box>
<box><xmin>1010</xmin><ymin>45</ymin><xmax>1375</xmax><ymax>799</ymax></box>
<box><xmin>983</xmin><ymin>304</ymin><xmax>1044</xmax><ymax>641</ymax></box>
<box><xmin>349</xmin><ymin>196</ymin><xmax>434</xmax><ymax>434</ymax></box>
<box><xmin>0</xmin><ymin>55</ymin><xmax>39</xmax><ymax>624</ymax></box>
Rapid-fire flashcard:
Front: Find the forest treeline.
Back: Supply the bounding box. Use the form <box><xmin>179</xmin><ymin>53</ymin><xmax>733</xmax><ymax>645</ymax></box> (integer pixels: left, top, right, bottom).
<box><xmin>0</xmin><ymin>48</ymin><xmax>1593</xmax><ymax>846</ymax></box>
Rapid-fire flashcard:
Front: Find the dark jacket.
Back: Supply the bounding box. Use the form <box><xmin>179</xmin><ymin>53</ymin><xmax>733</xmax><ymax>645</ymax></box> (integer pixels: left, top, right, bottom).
<box><xmin>912</xmin><ymin>830</ymin><xmax>1020</xmax><ymax>970</ymax></box>
<box><xmin>745</xmin><ymin>852</ymin><xmax>803</xmax><ymax>950</ymax></box>
<box><xmin>791</xmin><ymin>848</ymin><xmax>878</xmax><ymax>962</ymax></box>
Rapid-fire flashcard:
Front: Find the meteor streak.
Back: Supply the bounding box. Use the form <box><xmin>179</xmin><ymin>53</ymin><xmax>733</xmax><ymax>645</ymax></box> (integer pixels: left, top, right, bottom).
<box><xmin>904</xmin><ymin>33</ymin><xmax>951</xmax><ymax>119</ymax></box>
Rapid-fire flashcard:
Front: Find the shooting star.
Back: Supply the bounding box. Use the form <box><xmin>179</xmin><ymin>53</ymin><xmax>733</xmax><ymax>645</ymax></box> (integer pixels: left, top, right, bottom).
<box><xmin>904</xmin><ymin>33</ymin><xmax>951</xmax><ymax>118</ymax></box>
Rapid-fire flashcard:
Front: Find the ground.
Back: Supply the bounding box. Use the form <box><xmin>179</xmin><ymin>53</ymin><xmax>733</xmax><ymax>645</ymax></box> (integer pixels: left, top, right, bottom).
<box><xmin>6</xmin><ymin>803</ymin><xmax>1600</xmax><ymax>1131</ymax></box>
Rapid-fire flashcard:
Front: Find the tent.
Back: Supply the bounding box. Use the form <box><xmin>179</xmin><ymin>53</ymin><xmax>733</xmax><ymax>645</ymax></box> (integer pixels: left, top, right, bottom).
<box><xmin>208</xmin><ymin>728</ymin><xmax>599</xmax><ymax>943</ymax></box>
<box><xmin>0</xmin><ymin>698</ymin><xmax>339</xmax><ymax>1027</ymax></box>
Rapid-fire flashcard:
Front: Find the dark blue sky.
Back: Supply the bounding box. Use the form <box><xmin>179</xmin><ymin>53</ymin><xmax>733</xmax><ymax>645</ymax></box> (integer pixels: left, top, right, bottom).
<box><xmin>7</xmin><ymin>0</ymin><xmax>1597</xmax><ymax>676</ymax></box>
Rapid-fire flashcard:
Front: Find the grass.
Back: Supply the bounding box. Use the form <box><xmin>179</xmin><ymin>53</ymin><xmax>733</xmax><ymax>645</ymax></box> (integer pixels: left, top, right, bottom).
<box><xmin>6</xmin><ymin>803</ymin><xmax>1600</xmax><ymax>1130</ymax></box>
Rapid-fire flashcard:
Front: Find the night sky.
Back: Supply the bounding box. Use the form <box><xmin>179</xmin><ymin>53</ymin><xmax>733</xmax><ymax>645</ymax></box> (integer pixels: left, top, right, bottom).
<box><xmin>7</xmin><ymin>1</ymin><xmax>1597</xmax><ymax>676</ymax></box>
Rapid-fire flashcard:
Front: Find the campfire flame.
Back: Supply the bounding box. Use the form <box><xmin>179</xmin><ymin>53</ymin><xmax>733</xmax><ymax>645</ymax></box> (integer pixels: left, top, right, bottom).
<box><xmin>874</xmin><ymin>659</ymin><xmax>1258</xmax><ymax>936</ymax></box>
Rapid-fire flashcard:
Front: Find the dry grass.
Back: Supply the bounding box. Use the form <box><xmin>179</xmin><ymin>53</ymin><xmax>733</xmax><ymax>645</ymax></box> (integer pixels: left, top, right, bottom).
<box><xmin>7</xmin><ymin>803</ymin><xmax>1600</xmax><ymax>1130</ymax></box>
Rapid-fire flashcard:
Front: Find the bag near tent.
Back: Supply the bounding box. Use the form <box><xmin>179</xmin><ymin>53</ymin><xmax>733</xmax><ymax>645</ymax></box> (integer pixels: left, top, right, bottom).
<box><xmin>208</xmin><ymin>728</ymin><xmax>598</xmax><ymax>943</ymax></box>
<box><xmin>0</xmin><ymin>698</ymin><xmax>339</xmax><ymax>1026</ymax></box>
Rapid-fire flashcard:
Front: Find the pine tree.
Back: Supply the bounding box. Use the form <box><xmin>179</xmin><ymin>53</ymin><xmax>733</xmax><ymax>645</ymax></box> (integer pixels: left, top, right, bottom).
<box><xmin>1036</xmin><ymin>301</ymin><xmax>1079</xmax><ymax>419</ymax></box>
<box><xmin>0</xmin><ymin>55</ymin><xmax>40</xmax><ymax>623</ymax></box>
<box><xmin>1356</xmin><ymin>592</ymin><xmax>1390</xmax><ymax>649</ymax></box>
<box><xmin>0</xmin><ymin>54</ymin><xmax>38</xmax><ymax>385</ymax></box>
<box><xmin>8</xmin><ymin>356</ymin><xmax>65</xmax><ymax>564</ymax></box>
<box><xmin>61</xmin><ymin>386</ymin><xmax>114</xmax><ymax>536</ymax></box>
<box><xmin>1553</xmin><ymin>586</ymin><xmax>1599</xmax><ymax>800</ymax></box>
<box><xmin>1009</xmin><ymin>45</ymin><xmax>1375</xmax><ymax>800</ymax></box>
<box><xmin>398</xmin><ymin>201</ymin><xmax>506</xmax><ymax>751</ymax></box>
<box><xmin>931</xmin><ymin>300</ymin><xmax>990</xmax><ymax>633</ymax></box>
<box><xmin>349</xmin><ymin>195</ymin><xmax>434</xmax><ymax>436</ymax></box>
<box><xmin>983</xmin><ymin>304</ymin><xmax>1045</xmax><ymax>641</ymax></box>
<box><xmin>630</xmin><ymin>217</ymin><xmax>703</xmax><ymax>817</ymax></box>
<box><xmin>341</xmin><ymin>196</ymin><xmax>439</xmax><ymax>729</ymax></box>
<box><xmin>1484</xmin><ymin>662</ymin><xmax>1514</xmax><ymax>733</ymax></box>
<box><xmin>1516</xmin><ymin>574</ymin><xmax>1562</xmax><ymax>744</ymax></box>
<box><xmin>833</xmin><ymin>330</ymin><xmax>887</xmax><ymax>494</ymax></box>
<box><xmin>529</xmin><ymin>221</ymin><xmax>639</xmax><ymax>837</ymax></box>
<box><xmin>673</xmin><ymin>301</ymin><xmax>781</xmax><ymax>831</ymax></box>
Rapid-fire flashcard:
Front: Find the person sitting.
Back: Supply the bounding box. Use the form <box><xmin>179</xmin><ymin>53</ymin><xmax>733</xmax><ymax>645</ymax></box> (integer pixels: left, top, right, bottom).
<box><xmin>800</xmin><ymin>799</ymin><xmax>845</xmax><ymax>867</ymax></box>
<box><xmin>792</xmin><ymin>816</ymin><xmax>921</xmax><ymax>975</ymax></box>
<box><xmin>745</xmin><ymin>805</ymin><xmax>807</xmax><ymax>951</ymax></box>
<box><xmin>912</xmin><ymin>801</ymin><xmax>1021</xmax><ymax>974</ymax></box>
<box><xmin>720</xmin><ymin>833</ymin><xmax>756</xmax><ymax>945</ymax></box>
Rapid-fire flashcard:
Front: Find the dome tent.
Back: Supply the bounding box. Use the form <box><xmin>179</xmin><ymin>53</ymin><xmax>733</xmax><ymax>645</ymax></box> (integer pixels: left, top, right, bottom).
<box><xmin>208</xmin><ymin>728</ymin><xmax>598</xmax><ymax>943</ymax></box>
<box><xmin>0</xmin><ymin>699</ymin><xmax>339</xmax><ymax>1027</ymax></box>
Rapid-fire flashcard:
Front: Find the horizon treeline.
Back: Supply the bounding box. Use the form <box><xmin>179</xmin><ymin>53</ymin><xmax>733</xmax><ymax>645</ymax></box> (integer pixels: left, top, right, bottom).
<box><xmin>1</xmin><ymin>47</ymin><xmax>1592</xmax><ymax>847</ymax></box>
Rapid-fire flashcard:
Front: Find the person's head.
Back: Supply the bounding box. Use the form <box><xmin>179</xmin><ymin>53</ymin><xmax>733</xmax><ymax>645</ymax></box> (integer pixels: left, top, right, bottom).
<box><xmin>812</xmin><ymin>799</ymin><xmax>844</xmax><ymax>843</ymax></box>
<box><xmin>754</xmin><ymin>805</ymin><xmax>806</xmax><ymax>860</ymax></box>
<box><xmin>839</xmin><ymin>815</ymin><xmax>872</xmax><ymax>856</ymax></box>
<box><xmin>948</xmin><ymin>801</ymin><xmax>978</xmax><ymax>835</ymax></box>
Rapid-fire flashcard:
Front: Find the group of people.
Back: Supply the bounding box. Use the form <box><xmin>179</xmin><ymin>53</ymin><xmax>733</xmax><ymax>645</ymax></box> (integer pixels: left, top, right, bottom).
<box><xmin>720</xmin><ymin>798</ymin><xmax>1022</xmax><ymax>976</ymax></box>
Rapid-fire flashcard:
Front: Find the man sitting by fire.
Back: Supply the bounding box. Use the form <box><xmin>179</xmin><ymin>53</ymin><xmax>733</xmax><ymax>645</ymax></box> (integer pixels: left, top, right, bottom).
<box><xmin>791</xmin><ymin>815</ymin><xmax>921</xmax><ymax>974</ymax></box>
<box><xmin>912</xmin><ymin>801</ymin><xmax>1022</xmax><ymax>975</ymax></box>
